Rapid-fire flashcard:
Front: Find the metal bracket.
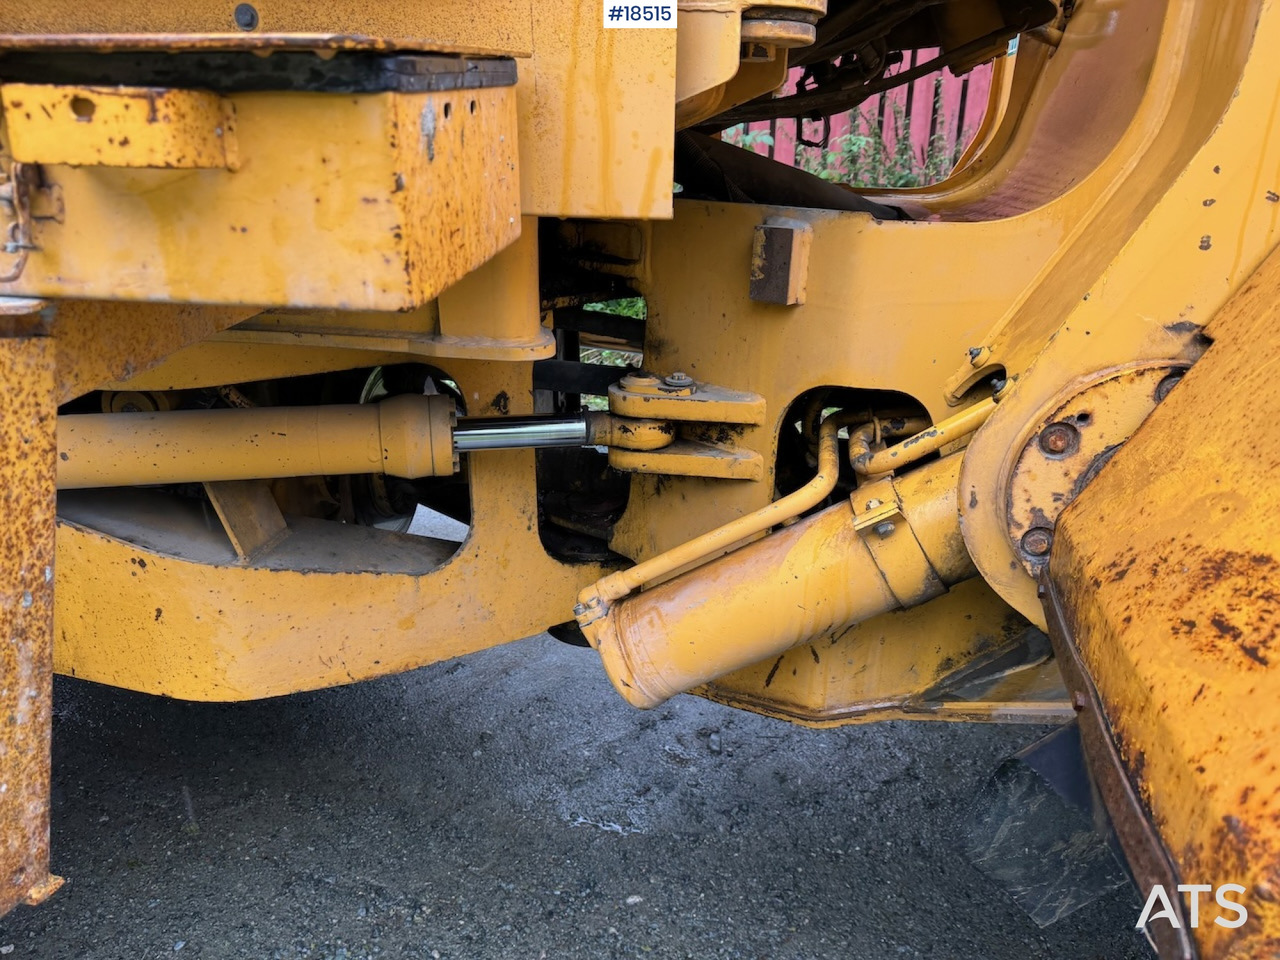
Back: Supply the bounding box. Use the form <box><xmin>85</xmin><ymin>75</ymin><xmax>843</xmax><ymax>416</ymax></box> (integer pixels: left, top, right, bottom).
<box><xmin>0</xmin><ymin>163</ymin><xmax>36</xmax><ymax>283</ymax></box>
<box><xmin>605</xmin><ymin>372</ymin><xmax>767</xmax><ymax>479</ymax></box>
<box><xmin>852</xmin><ymin>479</ymin><xmax>945</xmax><ymax>608</ymax></box>
<box><xmin>608</xmin><ymin>372</ymin><xmax>766</xmax><ymax>424</ymax></box>
<box><xmin>609</xmin><ymin>439</ymin><xmax>763</xmax><ymax>481</ymax></box>
<box><xmin>850</xmin><ymin>479</ymin><xmax>901</xmax><ymax>532</ymax></box>
<box><xmin>2</xmin><ymin>84</ymin><xmax>240</xmax><ymax>170</ymax></box>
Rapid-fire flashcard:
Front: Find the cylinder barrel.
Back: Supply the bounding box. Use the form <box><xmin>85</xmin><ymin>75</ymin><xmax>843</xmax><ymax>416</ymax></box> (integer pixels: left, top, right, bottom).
<box><xmin>582</xmin><ymin>454</ymin><xmax>974</xmax><ymax>708</ymax></box>
<box><xmin>56</xmin><ymin>394</ymin><xmax>456</xmax><ymax>489</ymax></box>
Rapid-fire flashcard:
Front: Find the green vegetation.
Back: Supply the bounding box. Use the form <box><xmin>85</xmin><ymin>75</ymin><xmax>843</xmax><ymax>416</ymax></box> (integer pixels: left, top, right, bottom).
<box><xmin>583</xmin><ymin>298</ymin><xmax>646</xmax><ymax>320</ymax></box>
<box><xmin>724</xmin><ymin>84</ymin><xmax>966</xmax><ymax>189</ymax></box>
<box><xmin>579</xmin><ymin>300</ymin><xmax>645</xmax><ymax>409</ymax></box>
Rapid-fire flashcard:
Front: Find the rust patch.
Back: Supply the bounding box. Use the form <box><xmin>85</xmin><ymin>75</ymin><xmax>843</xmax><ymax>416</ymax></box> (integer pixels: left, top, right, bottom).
<box><xmin>0</xmin><ymin>337</ymin><xmax>60</xmax><ymax>915</ymax></box>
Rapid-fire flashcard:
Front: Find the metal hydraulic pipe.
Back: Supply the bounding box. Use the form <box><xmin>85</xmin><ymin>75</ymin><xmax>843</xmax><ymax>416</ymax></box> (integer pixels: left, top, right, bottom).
<box><xmin>56</xmin><ymin>394</ymin><xmax>457</xmax><ymax>489</ymax></box>
<box><xmin>578</xmin><ymin>452</ymin><xmax>975</xmax><ymax>709</ymax></box>
<box><xmin>850</xmin><ymin>398</ymin><xmax>996</xmax><ymax>476</ymax></box>
<box><xmin>579</xmin><ymin>411</ymin><xmax>924</xmax><ymax>611</ymax></box>
<box><xmin>578</xmin><ymin>411</ymin><xmax>857</xmax><ymax>613</ymax></box>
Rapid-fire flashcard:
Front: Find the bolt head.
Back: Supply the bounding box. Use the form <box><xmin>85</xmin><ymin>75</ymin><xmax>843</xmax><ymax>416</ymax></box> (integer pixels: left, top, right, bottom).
<box><xmin>233</xmin><ymin>2</ymin><xmax>259</xmax><ymax>29</ymax></box>
<box><xmin>864</xmin><ymin>499</ymin><xmax>882</xmax><ymax>510</ymax></box>
<box><xmin>1021</xmin><ymin>527</ymin><xmax>1053</xmax><ymax>558</ymax></box>
<box><xmin>874</xmin><ymin>521</ymin><xmax>896</xmax><ymax>539</ymax></box>
<box><xmin>1037</xmin><ymin>422</ymin><xmax>1079</xmax><ymax>458</ymax></box>
<box><xmin>664</xmin><ymin>371</ymin><xmax>694</xmax><ymax>388</ymax></box>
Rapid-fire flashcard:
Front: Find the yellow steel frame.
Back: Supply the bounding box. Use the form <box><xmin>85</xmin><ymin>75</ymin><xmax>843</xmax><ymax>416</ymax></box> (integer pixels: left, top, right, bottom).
<box><xmin>20</xmin><ymin>0</ymin><xmax>1269</xmax><ymax>721</ymax></box>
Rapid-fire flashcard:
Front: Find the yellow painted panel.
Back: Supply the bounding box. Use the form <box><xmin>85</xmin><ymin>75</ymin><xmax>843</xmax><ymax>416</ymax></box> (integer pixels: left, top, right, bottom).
<box><xmin>517</xmin><ymin>6</ymin><xmax>675</xmax><ymax>219</ymax></box>
<box><xmin>2</xmin><ymin>85</ymin><xmax>520</xmax><ymax>310</ymax></box>
<box><xmin>0</xmin><ymin>0</ymin><xmax>533</xmax><ymax>56</ymax></box>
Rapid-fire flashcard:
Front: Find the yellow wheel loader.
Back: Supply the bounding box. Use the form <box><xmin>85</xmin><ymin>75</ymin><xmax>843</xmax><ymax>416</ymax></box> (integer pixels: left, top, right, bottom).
<box><xmin>0</xmin><ymin>2</ymin><xmax>1275</xmax><ymax>956</ymax></box>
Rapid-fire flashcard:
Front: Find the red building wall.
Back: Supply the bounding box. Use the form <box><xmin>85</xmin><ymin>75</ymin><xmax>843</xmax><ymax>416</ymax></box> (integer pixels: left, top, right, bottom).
<box><xmin>730</xmin><ymin>52</ymin><xmax>993</xmax><ymax>184</ymax></box>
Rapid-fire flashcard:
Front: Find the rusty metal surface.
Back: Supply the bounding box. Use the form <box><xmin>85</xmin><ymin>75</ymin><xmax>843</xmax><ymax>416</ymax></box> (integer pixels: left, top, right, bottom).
<box><xmin>0</xmin><ymin>334</ymin><xmax>61</xmax><ymax>915</ymax></box>
<box><xmin>52</xmin><ymin>301</ymin><xmax>260</xmax><ymax>403</ymax></box>
<box><xmin>1041</xmin><ymin>571</ymin><xmax>1196</xmax><ymax>960</ymax></box>
<box><xmin>1</xmin><ymin>83</ymin><xmax>520</xmax><ymax>310</ymax></box>
<box><xmin>1005</xmin><ymin>363</ymin><xmax>1187</xmax><ymax>575</ymax></box>
<box><xmin>2</xmin><ymin>84</ymin><xmax>238</xmax><ymax>169</ymax></box>
<box><xmin>1050</xmin><ymin>246</ymin><xmax>1280</xmax><ymax>959</ymax></box>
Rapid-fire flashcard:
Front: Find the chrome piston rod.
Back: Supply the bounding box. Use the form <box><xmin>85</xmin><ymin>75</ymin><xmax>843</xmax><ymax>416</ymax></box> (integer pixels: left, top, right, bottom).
<box><xmin>453</xmin><ymin>415</ymin><xmax>590</xmax><ymax>452</ymax></box>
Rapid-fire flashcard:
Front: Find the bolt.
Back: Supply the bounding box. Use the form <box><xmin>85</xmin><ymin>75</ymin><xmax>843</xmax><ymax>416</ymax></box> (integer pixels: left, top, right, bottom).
<box><xmin>233</xmin><ymin>3</ymin><xmax>259</xmax><ymax>30</ymax></box>
<box><xmin>1155</xmin><ymin>373</ymin><xmax>1183</xmax><ymax>402</ymax></box>
<box><xmin>967</xmin><ymin>346</ymin><xmax>988</xmax><ymax>367</ymax></box>
<box><xmin>1037</xmin><ymin>422</ymin><xmax>1078</xmax><ymax>457</ymax></box>
<box><xmin>874</xmin><ymin>521</ymin><xmax>896</xmax><ymax>539</ymax></box>
<box><xmin>664</xmin><ymin>371</ymin><xmax>694</xmax><ymax>388</ymax></box>
<box><xmin>1021</xmin><ymin>527</ymin><xmax>1053</xmax><ymax>558</ymax></box>
<box><xmin>572</xmin><ymin>602</ymin><xmax>587</xmax><ymax>617</ymax></box>
<box><xmin>864</xmin><ymin>498</ymin><xmax>882</xmax><ymax>510</ymax></box>
<box><xmin>990</xmin><ymin>377</ymin><xmax>1008</xmax><ymax>396</ymax></box>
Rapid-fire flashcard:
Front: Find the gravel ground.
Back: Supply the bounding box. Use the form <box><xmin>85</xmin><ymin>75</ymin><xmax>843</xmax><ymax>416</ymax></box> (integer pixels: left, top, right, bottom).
<box><xmin>0</xmin><ymin>632</ymin><xmax>1155</xmax><ymax>960</ymax></box>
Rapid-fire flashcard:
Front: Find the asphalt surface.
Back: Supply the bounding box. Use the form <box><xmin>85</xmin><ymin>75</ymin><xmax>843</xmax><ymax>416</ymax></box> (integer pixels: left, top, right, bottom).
<box><xmin>0</xmin><ymin>631</ymin><xmax>1157</xmax><ymax>960</ymax></box>
<box><xmin>3</xmin><ymin>509</ymin><xmax>1153</xmax><ymax>959</ymax></box>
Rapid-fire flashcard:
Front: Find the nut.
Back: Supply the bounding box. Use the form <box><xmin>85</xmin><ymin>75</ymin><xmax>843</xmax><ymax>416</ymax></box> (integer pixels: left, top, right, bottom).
<box><xmin>664</xmin><ymin>371</ymin><xmax>694</xmax><ymax>388</ymax></box>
